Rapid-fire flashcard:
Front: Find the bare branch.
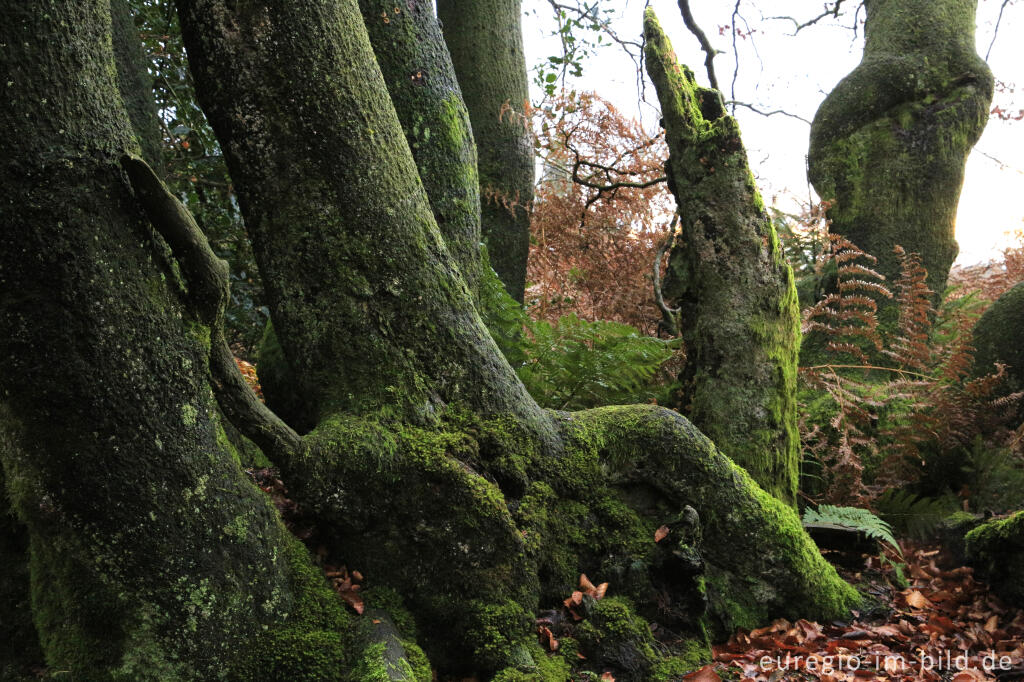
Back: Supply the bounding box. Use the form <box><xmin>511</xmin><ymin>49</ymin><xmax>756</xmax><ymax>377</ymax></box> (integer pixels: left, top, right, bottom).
<box><xmin>767</xmin><ymin>0</ymin><xmax>850</xmax><ymax>35</ymax></box>
<box><xmin>726</xmin><ymin>100</ymin><xmax>812</xmax><ymax>124</ymax></box>
<box><xmin>986</xmin><ymin>0</ymin><xmax>1014</xmax><ymax>61</ymax></box>
<box><xmin>677</xmin><ymin>0</ymin><xmax>721</xmax><ymax>90</ymax></box>
<box><xmin>730</xmin><ymin>0</ymin><xmax>742</xmax><ymax>107</ymax></box>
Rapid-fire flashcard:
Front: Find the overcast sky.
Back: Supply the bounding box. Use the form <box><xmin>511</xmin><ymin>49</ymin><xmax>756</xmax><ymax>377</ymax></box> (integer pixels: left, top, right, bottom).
<box><xmin>520</xmin><ymin>0</ymin><xmax>1024</xmax><ymax>264</ymax></box>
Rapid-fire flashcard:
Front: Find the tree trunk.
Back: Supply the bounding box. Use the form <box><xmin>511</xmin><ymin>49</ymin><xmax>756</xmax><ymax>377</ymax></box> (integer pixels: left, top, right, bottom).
<box><xmin>358</xmin><ymin>0</ymin><xmax>483</xmax><ymax>295</ymax></box>
<box><xmin>111</xmin><ymin>0</ymin><xmax>165</xmax><ymax>171</ymax></box>
<box><xmin>437</xmin><ymin>0</ymin><xmax>534</xmax><ymax>303</ymax></box>
<box><xmin>176</xmin><ymin>0</ymin><xmax>857</xmax><ymax>674</ymax></box>
<box><xmin>0</xmin><ymin>3</ymin><xmax>361</xmax><ymax>678</ymax></box>
<box><xmin>808</xmin><ymin>0</ymin><xmax>993</xmax><ymax>299</ymax></box>
<box><xmin>644</xmin><ymin>10</ymin><xmax>802</xmax><ymax>506</ymax></box>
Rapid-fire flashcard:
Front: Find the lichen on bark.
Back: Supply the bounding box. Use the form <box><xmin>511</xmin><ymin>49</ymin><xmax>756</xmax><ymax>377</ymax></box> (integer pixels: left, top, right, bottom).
<box><xmin>643</xmin><ymin>9</ymin><xmax>802</xmax><ymax>506</ymax></box>
<box><xmin>808</xmin><ymin>0</ymin><xmax>993</xmax><ymax>298</ymax></box>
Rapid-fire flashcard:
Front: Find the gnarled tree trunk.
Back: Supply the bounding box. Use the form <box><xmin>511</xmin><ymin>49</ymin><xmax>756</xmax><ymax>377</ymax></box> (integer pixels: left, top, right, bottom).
<box><xmin>0</xmin><ymin>3</ymin><xmax>375</xmax><ymax>678</ymax></box>
<box><xmin>808</xmin><ymin>0</ymin><xmax>993</xmax><ymax>299</ymax></box>
<box><xmin>645</xmin><ymin>11</ymin><xmax>802</xmax><ymax>506</ymax></box>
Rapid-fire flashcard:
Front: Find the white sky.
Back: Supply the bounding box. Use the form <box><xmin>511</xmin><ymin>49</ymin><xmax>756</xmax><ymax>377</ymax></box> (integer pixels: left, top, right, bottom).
<box><xmin>521</xmin><ymin>0</ymin><xmax>1024</xmax><ymax>264</ymax></box>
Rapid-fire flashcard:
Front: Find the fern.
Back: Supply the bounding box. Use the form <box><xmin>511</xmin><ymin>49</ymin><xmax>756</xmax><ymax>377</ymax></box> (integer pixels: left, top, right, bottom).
<box><xmin>480</xmin><ymin>260</ymin><xmax>676</xmax><ymax>410</ymax></box>
<box><xmin>874</xmin><ymin>490</ymin><xmax>960</xmax><ymax>540</ymax></box>
<box><xmin>802</xmin><ymin>504</ymin><xmax>902</xmax><ymax>556</ymax></box>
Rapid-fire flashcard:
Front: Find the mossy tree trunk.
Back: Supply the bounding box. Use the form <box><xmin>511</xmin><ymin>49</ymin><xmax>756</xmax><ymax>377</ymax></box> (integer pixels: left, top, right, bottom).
<box><xmin>808</xmin><ymin>0</ymin><xmax>993</xmax><ymax>299</ymax></box>
<box><xmin>175</xmin><ymin>0</ymin><xmax>857</xmax><ymax>675</ymax></box>
<box><xmin>437</xmin><ymin>0</ymin><xmax>534</xmax><ymax>302</ymax></box>
<box><xmin>644</xmin><ymin>11</ymin><xmax>802</xmax><ymax>507</ymax></box>
<box><xmin>358</xmin><ymin>0</ymin><xmax>483</xmax><ymax>295</ymax></box>
<box><xmin>0</xmin><ymin>3</ymin><xmax>362</xmax><ymax>678</ymax></box>
<box><xmin>111</xmin><ymin>0</ymin><xmax>164</xmax><ymax>171</ymax></box>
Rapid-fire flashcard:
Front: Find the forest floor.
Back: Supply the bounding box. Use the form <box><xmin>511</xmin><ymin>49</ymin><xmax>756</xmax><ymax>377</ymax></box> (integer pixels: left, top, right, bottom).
<box><xmin>690</xmin><ymin>543</ymin><xmax>1024</xmax><ymax>682</ymax></box>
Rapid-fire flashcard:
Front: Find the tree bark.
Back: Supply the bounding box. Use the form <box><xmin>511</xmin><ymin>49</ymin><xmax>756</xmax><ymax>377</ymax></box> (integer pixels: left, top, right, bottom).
<box><xmin>111</xmin><ymin>0</ymin><xmax>165</xmax><ymax>171</ymax></box>
<box><xmin>437</xmin><ymin>0</ymin><xmax>534</xmax><ymax>303</ymax></box>
<box><xmin>359</xmin><ymin>0</ymin><xmax>483</xmax><ymax>295</ymax></box>
<box><xmin>176</xmin><ymin>0</ymin><xmax>858</xmax><ymax>674</ymax></box>
<box><xmin>808</xmin><ymin>0</ymin><xmax>993</xmax><ymax>298</ymax></box>
<box><xmin>644</xmin><ymin>10</ymin><xmax>802</xmax><ymax>506</ymax></box>
<box><xmin>0</xmin><ymin>3</ymin><xmax>357</xmax><ymax>677</ymax></box>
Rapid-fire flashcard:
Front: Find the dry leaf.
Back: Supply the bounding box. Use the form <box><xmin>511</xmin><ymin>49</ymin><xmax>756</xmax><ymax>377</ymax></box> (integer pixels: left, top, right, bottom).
<box><xmin>904</xmin><ymin>589</ymin><xmax>933</xmax><ymax>609</ymax></box>
<box><xmin>655</xmin><ymin>524</ymin><xmax>670</xmax><ymax>542</ymax></box>
<box><xmin>683</xmin><ymin>665</ymin><xmax>721</xmax><ymax>681</ymax></box>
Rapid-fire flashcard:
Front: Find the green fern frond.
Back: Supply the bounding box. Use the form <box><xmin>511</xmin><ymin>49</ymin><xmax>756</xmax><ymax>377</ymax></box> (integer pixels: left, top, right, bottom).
<box><xmin>874</xmin><ymin>490</ymin><xmax>960</xmax><ymax>540</ymax></box>
<box><xmin>479</xmin><ymin>260</ymin><xmax>676</xmax><ymax>410</ymax></box>
<box><xmin>802</xmin><ymin>504</ymin><xmax>902</xmax><ymax>556</ymax></box>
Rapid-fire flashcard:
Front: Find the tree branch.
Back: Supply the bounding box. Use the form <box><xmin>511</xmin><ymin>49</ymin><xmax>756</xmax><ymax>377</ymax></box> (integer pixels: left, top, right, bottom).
<box><xmin>653</xmin><ymin>214</ymin><xmax>681</xmax><ymax>337</ymax></box>
<box><xmin>676</xmin><ymin>0</ymin><xmax>720</xmax><ymax>90</ymax></box>
<box><xmin>726</xmin><ymin>100</ymin><xmax>812</xmax><ymax>124</ymax></box>
<box><xmin>767</xmin><ymin>1</ymin><xmax>851</xmax><ymax>35</ymax></box>
<box><xmin>121</xmin><ymin>155</ymin><xmax>302</xmax><ymax>464</ymax></box>
<box><xmin>986</xmin><ymin>0</ymin><xmax>1013</xmax><ymax>61</ymax></box>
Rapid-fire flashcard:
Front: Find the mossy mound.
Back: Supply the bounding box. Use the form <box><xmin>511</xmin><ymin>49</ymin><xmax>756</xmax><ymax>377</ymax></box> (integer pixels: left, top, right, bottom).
<box><xmin>965</xmin><ymin>511</ymin><xmax>1024</xmax><ymax>605</ymax></box>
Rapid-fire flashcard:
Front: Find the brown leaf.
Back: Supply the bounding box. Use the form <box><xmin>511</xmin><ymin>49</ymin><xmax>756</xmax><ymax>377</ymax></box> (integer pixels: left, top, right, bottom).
<box><xmin>683</xmin><ymin>665</ymin><xmax>721</xmax><ymax>681</ymax></box>
<box><xmin>904</xmin><ymin>589</ymin><xmax>933</xmax><ymax>609</ymax></box>
<box><xmin>655</xmin><ymin>525</ymin><xmax>670</xmax><ymax>542</ymax></box>
<box><xmin>579</xmin><ymin>574</ymin><xmax>596</xmax><ymax>593</ymax></box>
<box><xmin>595</xmin><ymin>582</ymin><xmax>608</xmax><ymax>600</ymax></box>
<box><xmin>985</xmin><ymin>614</ymin><xmax>999</xmax><ymax>632</ymax></box>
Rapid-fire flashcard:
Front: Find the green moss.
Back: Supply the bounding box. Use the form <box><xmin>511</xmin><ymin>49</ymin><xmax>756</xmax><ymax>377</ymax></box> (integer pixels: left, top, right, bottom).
<box><xmin>651</xmin><ymin>639</ymin><xmax>712</xmax><ymax>681</ymax></box>
<box><xmin>965</xmin><ymin>512</ymin><xmax>1024</xmax><ymax>604</ymax></box>
<box><xmin>491</xmin><ymin>643</ymin><xmax>572</xmax><ymax>681</ymax></box>
<box><xmin>575</xmin><ymin>597</ymin><xmax>658</xmax><ymax>681</ymax></box>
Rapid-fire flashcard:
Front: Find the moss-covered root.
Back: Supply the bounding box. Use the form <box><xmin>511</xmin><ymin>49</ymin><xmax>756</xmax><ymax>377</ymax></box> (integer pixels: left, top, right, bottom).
<box><xmin>643</xmin><ymin>10</ymin><xmax>802</xmax><ymax>507</ymax></box>
<box><xmin>972</xmin><ymin>281</ymin><xmax>1024</xmax><ymax>423</ymax></box>
<box><xmin>358</xmin><ymin>0</ymin><xmax>483</xmax><ymax>295</ymax></box>
<box><xmin>297</xmin><ymin>415</ymin><xmax>540</xmax><ymax>674</ymax></box>
<box><xmin>808</xmin><ymin>0</ymin><xmax>993</xmax><ymax>298</ymax></box>
<box><xmin>437</xmin><ymin>0</ymin><xmax>534</xmax><ymax>303</ymax></box>
<box><xmin>564</xmin><ymin>404</ymin><xmax>860</xmax><ymax>633</ymax></box>
<box><xmin>964</xmin><ymin>511</ymin><xmax>1024</xmax><ymax>606</ymax></box>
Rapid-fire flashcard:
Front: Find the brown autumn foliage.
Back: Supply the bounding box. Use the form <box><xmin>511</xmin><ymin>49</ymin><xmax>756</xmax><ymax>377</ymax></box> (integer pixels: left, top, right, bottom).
<box><xmin>790</xmin><ymin>217</ymin><xmax>1021</xmax><ymax>505</ymax></box>
<box><xmin>527</xmin><ymin>91</ymin><xmax>675</xmax><ymax>335</ymax></box>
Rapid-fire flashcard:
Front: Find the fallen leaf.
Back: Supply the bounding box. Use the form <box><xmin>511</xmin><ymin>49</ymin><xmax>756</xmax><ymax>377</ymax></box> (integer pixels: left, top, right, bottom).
<box><xmin>579</xmin><ymin>574</ymin><xmax>596</xmax><ymax>593</ymax></box>
<box><xmin>683</xmin><ymin>665</ymin><xmax>721</xmax><ymax>681</ymax></box>
<box><xmin>904</xmin><ymin>589</ymin><xmax>933</xmax><ymax>609</ymax></box>
<box><xmin>655</xmin><ymin>525</ymin><xmax>670</xmax><ymax>542</ymax></box>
